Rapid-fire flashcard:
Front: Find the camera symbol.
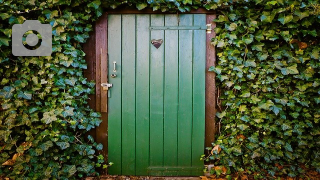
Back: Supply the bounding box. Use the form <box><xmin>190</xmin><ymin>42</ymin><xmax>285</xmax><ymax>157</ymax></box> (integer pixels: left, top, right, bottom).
<box><xmin>12</xmin><ymin>20</ymin><xmax>52</xmax><ymax>56</ymax></box>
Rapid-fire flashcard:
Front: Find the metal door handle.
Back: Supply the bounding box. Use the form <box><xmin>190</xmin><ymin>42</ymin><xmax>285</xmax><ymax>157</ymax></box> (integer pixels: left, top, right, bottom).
<box><xmin>113</xmin><ymin>61</ymin><xmax>117</xmax><ymax>72</ymax></box>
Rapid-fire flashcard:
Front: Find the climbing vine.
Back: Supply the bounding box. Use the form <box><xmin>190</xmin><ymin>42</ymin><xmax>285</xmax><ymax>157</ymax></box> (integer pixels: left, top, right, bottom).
<box><xmin>0</xmin><ymin>0</ymin><xmax>319</xmax><ymax>179</ymax></box>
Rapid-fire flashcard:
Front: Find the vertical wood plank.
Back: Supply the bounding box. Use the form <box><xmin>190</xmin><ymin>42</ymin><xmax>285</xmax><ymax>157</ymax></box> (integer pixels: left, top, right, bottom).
<box><xmin>94</xmin><ymin>13</ymin><xmax>109</xmax><ymax>164</ymax></box>
<box><xmin>192</xmin><ymin>14</ymin><xmax>206</xmax><ymax>176</ymax></box>
<box><xmin>83</xmin><ymin>29</ymin><xmax>97</xmax><ymax>142</ymax></box>
<box><xmin>121</xmin><ymin>14</ymin><xmax>136</xmax><ymax>175</ymax></box>
<box><xmin>150</xmin><ymin>14</ymin><xmax>165</xmax><ymax>171</ymax></box>
<box><xmin>163</xmin><ymin>14</ymin><xmax>179</xmax><ymax>170</ymax></box>
<box><xmin>135</xmin><ymin>14</ymin><xmax>150</xmax><ymax>176</ymax></box>
<box><xmin>205</xmin><ymin>14</ymin><xmax>217</xmax><ymax>148</ymax></box>
<box><xmin>107</xmin><ymin>14</ymin><xmax>122</xmax><ymax>175</ymax></box>
<box><xmin>178</xmin><ymin>14</ymin><xmax>193</xmax><ymax>167</ymax></box>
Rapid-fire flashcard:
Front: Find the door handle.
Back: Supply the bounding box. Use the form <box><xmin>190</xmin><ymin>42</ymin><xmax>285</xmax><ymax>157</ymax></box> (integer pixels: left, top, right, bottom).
<box><xmin>113</xmin><ymin>61</ymin><xmax>117</xmax><ymax>72</ymax></box>
<box><xmin>101</xmin><ymin>83</ymin><xmax>113</xmax><ymax>91</ymax></box>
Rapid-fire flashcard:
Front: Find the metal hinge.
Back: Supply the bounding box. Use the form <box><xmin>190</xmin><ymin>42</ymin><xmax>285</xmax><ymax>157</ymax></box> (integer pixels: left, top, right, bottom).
<box><xmin>101</xmin><ymin>83</ymin><xmax>113</xmax><ymax>90</ymax></box>
<box><xmin>206</xmin><ymin>24</ymin><xmax>212</xmax><ymax>34</ymax></box>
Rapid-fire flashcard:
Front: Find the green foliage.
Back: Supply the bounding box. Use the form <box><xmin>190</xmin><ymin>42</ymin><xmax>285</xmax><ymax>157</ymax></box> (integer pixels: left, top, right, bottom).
<box><xmin>1</xmin><ymin>0</ymin><xmax>319</xmax><ymax>179</ymax></box>
<box><xmin>207</xmin><ymin>0</ymin><xmax>320</xmax><ymax>178</ymax></box>
<box><xmin>0</xmin><ymin>0</ymin><xmax>105</xmax><ymax>179</ymax></box>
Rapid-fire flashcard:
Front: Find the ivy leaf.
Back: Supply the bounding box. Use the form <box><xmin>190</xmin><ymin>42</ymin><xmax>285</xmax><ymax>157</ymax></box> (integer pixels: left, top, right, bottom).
<box><xmin>239</xmin><ymin>105</ymin><xmax>247</xmax><ymax>112</ymax></box>
<box><xmin>0</xmin><ymin>86</ymin><xmax>15</xmax><ymax>99</ymax></box>
<box><xmin>281</xmin><ymin>64</ymin><xmax>299</xmax><ymax>75</ymax></box>
<box><xmin>237</xmin><ymin>124</ymin><xmax>249</xmax><ymax>130</ymax></box>
<box><xmin>136</xmin><ymin>3</ymin><xmax>147</xmax><ymax>10</ymax></box>
<box><xmin>252</xmin><ymin>43</ymin><xmax>264</xmax><ymax>51</ymax></box>
<box><xmin>42</xmin><ymin>110</ymin><xmax>57</xmax><ymax>124</ymax></box>
<box><xmin>311</xmin><ymin>49</ymin><xmax>319</xmax><ymax>59</ymax></box>
<box><xmin>258</xmin><ymin>100</ymin><xmax>274</xmax><ymax>110</ymax></box>
<box><xmin>278</xmin><ymin>14</ymin><xmax>293</xmax><ymax>25</ymax></box>
<box><xmin>216</xmin><ymin>111</ymin><xmax>226</xmax><ymax>118</ymax></box>
<box><xmin>62</xmin><ymin>106</ymin><xmax>74</xmax><ymax>117</ymax></box>
<box><xmin>87</xmin><ymin>0</ymin><xmax>101</xmax><ymax>9</ymax></box>
<box><xmin>270</xmin><ymin>105</ymin><xmax>282</xmax><ymax>115</ymax></box>
<box><xmin>65</xmin><ymin>77</ymin><xmax>77</xmax><ymax>86</ymax></box>
<box><xmin>244</xmin><ymin>60</ymin><xmax>256</xmax><ymax>67</ymax></box>
<box><xmin>56</xmin><ymin>142</ymin><xmax>70</xmax><ymax>150</ymax></box>
<box><xmin>0</xmin><ymin>13</ymin><xmax>10</xmax><ymax>20</ymax></box>
<box><xmin>294</xmin><ymin>10</ymin><xmax>309</xmax><ymax>20</ymax></box>
<box><xmin>96</xmin><ymin>143</ymin><xmax>103</xmax><ymax>150</ymax></box>
<box><xmin>285</xmin><ymin>143</ymin><xmax>293</xmax><ymax>152</ymax></box>
<box><xmin>0</xmin><ymin>37</ymin><xmax>10</xmax><ymax>46</ymax></box>
<box><xmin>227</xmin><ymin>23</ymin><xmax>237</xmax><ymax>31</ymax></box>
<box><xmin>242</xmin><ymin>34</ymin><xmax>254</xmax><ymax>44</ymax></box>
<box><xmin>17</xmin><ymin>91</ymin><xmax>32</xmax><ymax>100</ymax></box>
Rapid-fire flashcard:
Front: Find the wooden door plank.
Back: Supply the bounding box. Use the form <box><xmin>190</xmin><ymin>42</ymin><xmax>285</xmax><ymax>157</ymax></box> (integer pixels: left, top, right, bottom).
<box><xmin>135</xmin><ymin>14</ymin><xmax>151</xmax><ymax>176</ymax></box>
<box><xmin>107</xmin><ymin>14</ymin><xmax>122</xmax><ymax>175</ymax></box>
<box><xmin>205</xmin><ymin>15</ymin><xmax>217</xmax><ymax>148</ymax></box>
<box><xmin>178</xmin><ymin>14</ymin><xmax>193</xmax><ymax>168</ymax></box>
<box><xmin>191</xmin><ymin>14</ymin><xmax>206</xmax><ymax>176</ymax></box>
<box><xmin>121</xmin><ymin>14</ymin><xmax>136</xmax><ymax>175</ymax></box>
<box><xmin>163</xmin><ymin>14</ymin><xmax>179</xmax><ymax>172</ymax></box>
<box><xmin>150</xmin><ymin>14</ymin><xmax>165</xmax><ymax>171</ymax></box>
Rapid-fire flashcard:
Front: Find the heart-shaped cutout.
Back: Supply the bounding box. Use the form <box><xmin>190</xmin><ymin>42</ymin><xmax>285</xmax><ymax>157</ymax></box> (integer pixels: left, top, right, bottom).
<box><xmin>151</xmin><ymin>39</ymin><xmax>163</xmax><ymax>49</ymax></box>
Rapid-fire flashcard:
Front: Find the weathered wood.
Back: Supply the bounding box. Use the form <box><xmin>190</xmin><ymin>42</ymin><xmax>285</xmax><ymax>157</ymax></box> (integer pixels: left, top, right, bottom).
<box><xmin>149</xmin><ymin>14</ymin><xmax>165</xmax><ymax>170</ymax></box>
<box><xmin>177</xmin><ymin>14</ymin><xmax>193</xmax><ymax>168</ymax></box>
<box><xmin>135</xmin><ymin>14</ymin><xmax>151</xmax><ymax>176</ymax></box>
<box><xmin>121</xmin><ymin>14</ymin><xmax>136</xmax><ymax>175</ymax></box>
<box><xmin>83</xmin><ymin>23</ymin><xmax>97</xmax><ymax>141</ymax></box>
<box><xmin>94</xmin><ymin>13</ymin><xmax>109</xmax><ymax>162</ymax></box>
<box><xmin>163</xmin><ymin>14</ymin><xmax>179</xmax><ymax>172</ymax></box>
<box><xmin>192</xmin><ymin>14</ymin><xmax>206</xmax><ymax>176</ymax></box>
<box><xmin>107</xmin><ymin>7</ymin><xmax>214</xmax><ymax>14</ymax></box>
<box><xmin>205</xmin><ymin>14</ymin><xmax>217</xmax><ymax>148</ymax></box>
<box><xmin>107</xmin><ymin>14</ymin><xmax>122</xmax><ymax>175</ymax></box>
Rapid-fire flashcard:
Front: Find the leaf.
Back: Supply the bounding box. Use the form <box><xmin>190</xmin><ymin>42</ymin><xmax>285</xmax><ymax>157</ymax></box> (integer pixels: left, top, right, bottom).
<box><xmin>294</xmin><ymin>10</ymin><xmax>309</xmax><ymax>20</ymax></box>
<box><xmin>281</xmin><ymin>64</ymin><xmax>299</xmax><ymax>75</ymax></box>
<box><xmin>87</xmin><ymin>0</ymin><xmax>101</xmax><ymax>9</ymax></box>
<box><xmin>42</xmin><ymin>110</ymin><xmax>57</xmax><ymax>124</ymax></box>
<box><xmin>0</xmin><ymin>13</ymin><xmax>10</xmax><ymax>20</ymax></box>
<box><xmin>278</xmin><ymin>14</ymin><xmax>293</xmax><ymax>25</ymax></box>
<box><xmin>311</xmin><ymin>49</ymin><xmax>319</xmax><ymax>59</ymax></box>
<box><xmin>136</xmin><ymin>3</ymin><xmax>147</xmax><ymax>10</ymax></box>
<box><xmin>65</xmin><ymin>77</ymin><xmax>77</xmax><ymax>86</ymax></box>
<box><xmin>244</xmin><ymin>60</ymin><xmax>256</xmax><ymax>67</ymax></box>
<box><xmin>17</xmin><ymin>91</ymin><xmax>32</xmax><ymax>100</ymax></box>
<box><xmin>0</xmin><ymin>86</ymin><xmax>14</xmax><ymax>99</ymax></box>
<box><xmin>62</xmin><ymin>106</ymin><xmax>74</xmax><ymax>117</ymax></box>
<box><xmin>252</xmin><ymin>43</ymin><xmax>264</xmax><ymax>51</ymax></box>
<box><xmin>239</xmin><ymin>105</ymin><xmax>247</xmax><ymax>112</ymax></box>
<box><xmin>56</xmin><ymin>142</ymin><xmax>70</xmax><ymax>150</ymax></box>
<box><xmin>96</xmin><ymin>143</ymin><xmax>103</xmax><ymax>151</ymax></box>
<box><xmin>0</xmin><ymin>37</ymin><xmax>10</xmax><ymax>46</ymax></box>
<box><xmin>270</xmin><ymin>105</ymin><xmax>281</xmax><ymax>115</ymax></box>
<box><xmin>258</xmin><ymin>100</ymin><xmax>274</xmax><ymax>110</ymax></box>
<box><xmin>227</xmin><ymin>23</ymin><xmax>237</xmax><ymax>31</ymax></box>
<box><xmin>285</xmin><ymin>143</ymin><xmax>293</xmax><ymax>152</ymax></box>
<box><xmin>242</xmin><ymin>34</ymin><xmax>254</xmax><ymax>44</ymax></box>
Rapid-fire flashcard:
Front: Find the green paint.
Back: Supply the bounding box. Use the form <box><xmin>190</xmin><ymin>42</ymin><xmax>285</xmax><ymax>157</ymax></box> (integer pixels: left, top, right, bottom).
<box><xmin>108</xmin><ymin>14</ymin><xmax>206</xmax><ymax>176</ymax></box>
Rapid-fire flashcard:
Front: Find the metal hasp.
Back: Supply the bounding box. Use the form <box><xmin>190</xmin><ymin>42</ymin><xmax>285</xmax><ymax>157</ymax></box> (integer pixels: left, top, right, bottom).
<box><xmin>101</xmin><ymin>83</ymin><xmax>113</xmax><ymax>90</ymax></box>
<box><xmin>206</xmin><ymin>24</ymin><xmax>212</xmax><ymax>34</ymax></box>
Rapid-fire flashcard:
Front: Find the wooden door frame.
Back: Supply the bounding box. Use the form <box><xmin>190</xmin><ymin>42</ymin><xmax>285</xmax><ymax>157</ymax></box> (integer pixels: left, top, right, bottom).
<box><xmin>83</xmin><ymin>8</ymin><xmax>216</xmax><ymax>163</ymax></box>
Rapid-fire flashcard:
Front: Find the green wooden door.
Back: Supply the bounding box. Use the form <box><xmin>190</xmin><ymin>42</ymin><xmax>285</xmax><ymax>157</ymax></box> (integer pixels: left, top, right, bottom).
<box><xmin>107</xmin><ymin>14</ymin><xmax>206</xmax><ymax>176</ymax></box>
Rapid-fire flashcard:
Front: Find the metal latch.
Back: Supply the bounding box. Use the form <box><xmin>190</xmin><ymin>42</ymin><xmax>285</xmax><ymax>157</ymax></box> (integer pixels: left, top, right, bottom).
<box><xmin>101</xmin><ymin>83</ymin><xmax>113</xmax><ymax>90</ymax></box>
<box><xmin>206</xmin><ymin>24</ymin><xmax>212</xmax><ymax>34</ymax></box>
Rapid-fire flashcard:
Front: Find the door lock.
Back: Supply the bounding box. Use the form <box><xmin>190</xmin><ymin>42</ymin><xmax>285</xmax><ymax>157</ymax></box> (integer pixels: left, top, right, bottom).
<box><xmin>101</xmin><ymin>83</ymin><xmax>113</xmax><ymax>90</ymax></box>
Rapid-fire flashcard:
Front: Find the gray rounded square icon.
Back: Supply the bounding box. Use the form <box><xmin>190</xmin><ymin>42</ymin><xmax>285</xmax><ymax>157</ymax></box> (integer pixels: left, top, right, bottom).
<box><xmin>12</xmin><ymin>20</ymin><xmax>52</xmax><ymax>56</ymax></box>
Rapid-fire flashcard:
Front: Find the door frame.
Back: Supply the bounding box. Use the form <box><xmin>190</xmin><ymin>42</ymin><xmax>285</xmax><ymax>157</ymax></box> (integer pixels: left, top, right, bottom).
<box><xmin>83</xmin><ymin>8</ymin><xmax>217</xmax><ymax>168</ymax></box>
